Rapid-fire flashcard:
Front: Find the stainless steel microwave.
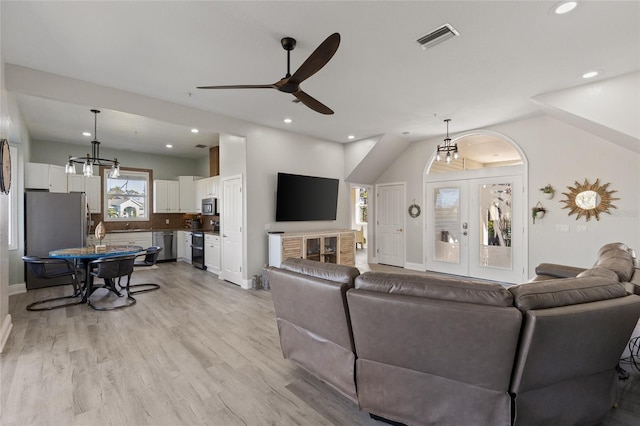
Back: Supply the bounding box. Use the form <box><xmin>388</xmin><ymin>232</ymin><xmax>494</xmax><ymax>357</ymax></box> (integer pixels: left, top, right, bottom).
<box><xmin>202</xmin><ymin>197</ymin><xmax>217</xmax><ymax>216</ymax></box>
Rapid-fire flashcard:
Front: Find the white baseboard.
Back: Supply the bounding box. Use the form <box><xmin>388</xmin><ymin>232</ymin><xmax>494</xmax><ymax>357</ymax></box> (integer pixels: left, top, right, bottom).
<box><xmin>0</xmin><ymin>314</ymin><xmax>13</xmax><ymax>353</ymax></box>
<box><xmin>404</xmin><ymin>262</ymin><xmax>425</xmax><ymax>271</ymax></box>
<box><xmin>9</xmin><ymin>283</ymin><xmax>26</xmax><ymax>296</ymax></box>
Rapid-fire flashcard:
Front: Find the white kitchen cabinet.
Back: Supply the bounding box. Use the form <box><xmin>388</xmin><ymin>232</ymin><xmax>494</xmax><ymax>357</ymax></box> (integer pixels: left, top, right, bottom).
<box><xmin>26</xmin><ymin>162</ymin><xmax>68</xmax><ymax>192</ymax></box>
<box><xmin>183</xmin><ymin>231</ymin><xmax>192</xmax><ymax>263</ymax></box>
<box><xmin>177</xmin><ymin>231</ymin><xmax>185</xmax><ymax>259</ymax></box>
<box><xmin>153</xmin><ymin>180</ymin><xmax>179</xmax><ymax>213</ymax></box>
<box><xmin>204</xmin><ymin>233</ymin><xmax>221</xmax><ymax>274</ymax></box>
<box><xmin>197</xmin><ymin>176</ymin><xmax>219</xmax><ymax>198</ymax></box>
<box><xmin>179</xmin><ymin>176</ymin><xmax>201</xmax><ymax>213</ymax></box>
<box><xmin>108</xmin><ymin>232</ymin><xmax>152</xmax><ymax>249</ymax></box>
<box><xmin>68</xmin><ymin>174</ymin><xmax>101</xmax><ymax>213</ymax></box>
<box><xmin>194</xmin><ymin>179</ymin><xmax>207</xmax><ymax>213</ymax></box>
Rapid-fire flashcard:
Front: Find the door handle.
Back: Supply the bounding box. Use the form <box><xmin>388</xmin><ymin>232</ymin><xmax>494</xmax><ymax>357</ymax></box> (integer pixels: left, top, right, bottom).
<box><xmin>396</xmin><ymin>228</ymin><xmax>403</xmax><ymax>232</ymax></box>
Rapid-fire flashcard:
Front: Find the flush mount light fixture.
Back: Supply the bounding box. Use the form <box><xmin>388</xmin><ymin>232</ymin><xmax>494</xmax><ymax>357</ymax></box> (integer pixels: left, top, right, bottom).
<box><xmin>582</xmin><ymin>70</ymin><xmax>600</xmax><ymax>79</ymax></box>
<box><xmin>347</xmin><ymin>135</ymin><xmax>355</xmax><ymax>140</ymax></box>
<box><xmin>435</xmin><ymin>119</ymin><xmax>458</xmax><ymax>163</ymax></box>
<box><xmin>82</xmin><ymin>132</ymin><xmax>91</xmax><ymax>137</ymax></box>
<box><xmin>191</xmin><ymin>128</ymin><xmax>199</xmax><ymax>133</ymax></box>
<box><xmin>65</xmin><ymin>109</ymin><xmax>120</xmax><ymax>178</ymax></box>
<box><xmin>166</xmin><ymin>144</ymin><xmax>173</xmax><ymax>149</ymax></box>
<box><xmin>554</xmin><ymin>1</ymin><xmax>577</xmax><ymax>14</ymax></box>
<box><xmin>283</xmin><ymin>118</ymin><xmax>293</xmax><ymax>124</ymax></box>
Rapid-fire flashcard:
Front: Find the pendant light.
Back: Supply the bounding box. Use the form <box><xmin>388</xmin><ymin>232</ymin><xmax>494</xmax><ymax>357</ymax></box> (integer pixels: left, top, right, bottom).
<box><xmin>65</xmin><ymin>109</ymin><xmax>120</xmax><ymax>178</ymax></box>
<box><xmin>435</xmin><ymin>119</ymin><xmax>458</xmax><ymax>163</ymax></box>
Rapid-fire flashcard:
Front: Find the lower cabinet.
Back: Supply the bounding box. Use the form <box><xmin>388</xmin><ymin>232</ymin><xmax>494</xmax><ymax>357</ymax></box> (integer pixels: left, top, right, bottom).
<box><xmin>177</xmin><ymin>231</ymin><xmax>192</xmax><ymax>263</ymax></box>
<box><xmin>268</xmin><ymin>230</ymin><xmax>356</xmax><ymax>267</ymax></box>
<box><xmin>107</xmin><ymin>232</ymin><xmax>153</xmax><ymax>249</ymax></box>
<box><xmin>205</xmin><ymin>234</ymin><xmax>221</xmax><ymax>274</ymax></box>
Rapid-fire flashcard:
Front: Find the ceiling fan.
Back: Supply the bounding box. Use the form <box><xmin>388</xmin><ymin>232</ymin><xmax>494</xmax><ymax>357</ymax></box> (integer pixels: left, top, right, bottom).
<box><xmin>197</xmin><ymin>33</ymin><xmax>340</xmax><ymax>115</ymax></box>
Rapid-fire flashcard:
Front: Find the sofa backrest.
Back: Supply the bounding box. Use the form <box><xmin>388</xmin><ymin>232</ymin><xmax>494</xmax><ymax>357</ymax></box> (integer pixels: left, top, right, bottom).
<box><xmin>266</xmin><ymin>258</ymin><xmax>360</xmax><ymax>351</ymax></box>
<box><xmin>508</xmin><ymin>275</ymin><xmax>640</xmax><ymax>395</ymax></box>
<box><xmin>592</xmin><ymin>242</ymin><xmax>635</xmax><ymax>282</ymax></box>
<box><xmin>348</xmin><ymin>272</ymin><xmax>522</xmax><ymax>392</ymax></box>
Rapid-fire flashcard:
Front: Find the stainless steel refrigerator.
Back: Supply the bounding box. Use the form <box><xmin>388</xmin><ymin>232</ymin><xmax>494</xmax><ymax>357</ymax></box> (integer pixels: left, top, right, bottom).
<box><xmin>25</xmin><ymin>191</ymin><xmax>90</xmax><ymax>289</ymax></box>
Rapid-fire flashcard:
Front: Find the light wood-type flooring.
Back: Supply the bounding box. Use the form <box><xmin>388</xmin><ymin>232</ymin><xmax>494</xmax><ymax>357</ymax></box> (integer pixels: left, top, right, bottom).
<box><xmin>2</xmin><ymin>259</ymin><xmax>639</xmax><ymax>426</ymax></box>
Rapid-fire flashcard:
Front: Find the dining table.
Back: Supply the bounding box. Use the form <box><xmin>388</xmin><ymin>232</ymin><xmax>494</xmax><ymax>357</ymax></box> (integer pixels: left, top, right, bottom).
<box><xmin>49</xmin><ymin>245</ymin><xmax>144</xmax><ymax>303</ymax></box>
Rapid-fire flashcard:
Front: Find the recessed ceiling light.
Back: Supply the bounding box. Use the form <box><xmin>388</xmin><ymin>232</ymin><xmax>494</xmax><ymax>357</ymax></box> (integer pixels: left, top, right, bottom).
<box><xmin>347</xmin><ymin>135</ymin><xmax>355</xmax><ymax>140</ymax></box>
<box><xmin>82</xmin><ymin>132</ymin><xmax>91</xmax><ymax>137</ymax></box>
<box><xmin>582</xmin><ymin>70</ymin><xmax>600</xmax><ymax>79</ymax></box>
<box><xmin>554</xmin><ymin>1</ymin><xmax>577</xmax><ymax>14</ymax></box>
<box><xmin>283</xmin><ymin>118</ymin><xmax>293</xmax><ymax>124</ymax></box>
<box><xmin>166</xmin><ymin>144</ymin><xmax>173</xmax><ymax>148</ymax></box>
<box><xmin>191</xmin><ymin>128</ymin><xmax>199</xmax><ymax>133</ymax></box>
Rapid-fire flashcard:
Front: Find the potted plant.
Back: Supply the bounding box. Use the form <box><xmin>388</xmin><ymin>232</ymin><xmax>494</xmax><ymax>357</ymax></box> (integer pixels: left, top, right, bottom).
<box><xmin>540</xmin><ymin>184</ymin><xmax>554</xmax><ymax>199</ymax></box>
<box><xmin>531</xmin><ymin>204</ymin><xmax>547</xmax><ymax>224</ymax></box>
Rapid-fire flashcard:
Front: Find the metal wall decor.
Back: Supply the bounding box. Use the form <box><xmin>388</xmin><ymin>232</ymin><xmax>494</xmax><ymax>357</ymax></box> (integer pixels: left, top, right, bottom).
<box><xmin>561</xmin><ymin>178</ymin><xmax>619</xmax><ymax>221</ymax></box>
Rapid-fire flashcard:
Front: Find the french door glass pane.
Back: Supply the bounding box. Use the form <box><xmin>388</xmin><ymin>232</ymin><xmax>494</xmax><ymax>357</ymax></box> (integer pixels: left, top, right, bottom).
<box><xmin>478</xmin><ymin>183</ymin><xmax>512</xmax><ymax>269</ymax></box>
<box><xmin>433</xmin><ymin>186</ymin><xmax>460</xmax><ymax>264</ymax></box>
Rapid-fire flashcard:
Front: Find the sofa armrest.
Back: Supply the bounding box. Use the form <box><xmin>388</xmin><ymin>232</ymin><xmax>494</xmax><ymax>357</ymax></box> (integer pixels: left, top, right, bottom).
<box><xmin>534</xmin><ymin>263</ymin><xmax>587</xmax><ymax>279</ymax></box>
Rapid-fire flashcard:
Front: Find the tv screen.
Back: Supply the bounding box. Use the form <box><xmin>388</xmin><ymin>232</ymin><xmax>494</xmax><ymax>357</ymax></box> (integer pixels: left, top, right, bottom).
<box><xmin>275</xmin><ymin>173</ymin><xmax>339</xmax><ymax>221</ymax></box>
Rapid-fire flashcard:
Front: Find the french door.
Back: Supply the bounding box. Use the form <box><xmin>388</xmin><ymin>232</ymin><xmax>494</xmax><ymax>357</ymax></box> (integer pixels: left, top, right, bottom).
<box><xmin>426</xmin><ymin>175</ymin><xmax>524</xmax><ymax>283</ymax></box>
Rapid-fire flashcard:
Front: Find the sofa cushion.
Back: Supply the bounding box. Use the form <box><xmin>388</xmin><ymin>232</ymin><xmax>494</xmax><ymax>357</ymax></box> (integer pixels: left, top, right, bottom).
<box><xmin>509</xmin><ymin>276</ymin><xmax>627</xmax><ymax>311</ymax></box>
<box><xmin>576</xmin><ymin>267</ymin><xmax>620</xmax><ymax>280</ymax></box>
<box><xmin>280</xmin><ymin>258</ymin><xmax>360</xmax><ymax>285</ymax></box>
<box><xmin>354</xmin><ymin>272</ymin><xmax>513</xmax><ymax>307</ymax></box>
<box><xmin>593</xmin><ymin>246</ymin><xmax>634</xmax><ymax>282</ymax></box>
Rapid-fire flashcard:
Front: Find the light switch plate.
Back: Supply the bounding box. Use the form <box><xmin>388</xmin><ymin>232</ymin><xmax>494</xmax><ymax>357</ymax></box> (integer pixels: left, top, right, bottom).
<box><xmin>555</xmin><ymin>224</ymin><xmax>569</xmax><ymax>232</ymax></box>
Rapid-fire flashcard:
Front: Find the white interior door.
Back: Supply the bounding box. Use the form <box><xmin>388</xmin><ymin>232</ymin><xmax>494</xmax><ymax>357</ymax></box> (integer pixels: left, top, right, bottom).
<box><xmin>376</xmin><ymin>183</ymin><xmax>405</xmax><ymax>267</ymax></box>
<box><xmin>221</xmin><ymin>175</ymin><xmax>243</xmax><ymax>286</ymax></box>
<box><xmin>426</xmin><ymin>175</ymin><xmax>524</xmax><ymax>283</ymax></box>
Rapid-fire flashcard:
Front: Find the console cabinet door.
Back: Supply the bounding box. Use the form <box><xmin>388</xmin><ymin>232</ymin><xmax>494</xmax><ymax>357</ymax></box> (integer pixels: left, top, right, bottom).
<box><xmin>339</xmin><ymin>232</ymin><xmax>356</xmax><ymax>266</ymax></box>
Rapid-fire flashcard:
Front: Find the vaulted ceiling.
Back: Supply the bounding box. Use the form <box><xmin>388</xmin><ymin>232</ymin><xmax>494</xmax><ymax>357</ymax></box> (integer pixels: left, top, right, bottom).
<box><xmin>2</xmin><ymin>1</ymin><xmax>639</xmax><ymax>157</ymax></box>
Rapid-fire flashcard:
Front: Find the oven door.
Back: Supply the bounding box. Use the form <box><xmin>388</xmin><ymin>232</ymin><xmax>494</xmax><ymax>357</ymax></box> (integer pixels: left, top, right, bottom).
<box><xmin>191</xmin><ymin>233</ymin><xmax>206</xmax><ymax>270</ymax></box>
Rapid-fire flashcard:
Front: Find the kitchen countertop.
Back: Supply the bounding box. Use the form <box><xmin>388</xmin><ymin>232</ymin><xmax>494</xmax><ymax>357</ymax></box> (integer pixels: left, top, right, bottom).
<box><xmin>107</xmin><ymin>228</ymin><xmax>219</xmax><ymax>235</ymax></box>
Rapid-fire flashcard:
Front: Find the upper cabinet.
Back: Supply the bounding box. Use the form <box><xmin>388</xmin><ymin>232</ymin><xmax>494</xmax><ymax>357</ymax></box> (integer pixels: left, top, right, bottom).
<box><xmin>153</xmin><ymin>179</ymin><xmax>179</xmax><ymax>213</ymax></box>
<box><xmin>25</xmin><ymin>162</ymin><xmax>67</xmax><ymax>192</ymax></box>
<box><xmin>179</xmin><ymin>175</ymin><xmax>202</xmax><ymax>213</ymax></box>
<box><xmin>68</xmin><ymin>174</ymin><xmax>101</xmax><ymax>213</ymax></box>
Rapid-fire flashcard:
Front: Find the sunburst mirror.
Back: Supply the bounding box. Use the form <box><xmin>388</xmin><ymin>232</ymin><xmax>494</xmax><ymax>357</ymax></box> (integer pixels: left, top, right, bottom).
<box><xmin>561</xmin><ymin>178</ymin><xmax>619</xmax><ymax>221</ymax></box>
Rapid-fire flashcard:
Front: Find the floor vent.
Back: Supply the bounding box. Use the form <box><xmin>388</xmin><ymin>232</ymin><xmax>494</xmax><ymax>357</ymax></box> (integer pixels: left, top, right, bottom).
<box><xmin>417</xmin><ymin>23</ymin><xmax>459</xmax><ymax>49</ymax></box>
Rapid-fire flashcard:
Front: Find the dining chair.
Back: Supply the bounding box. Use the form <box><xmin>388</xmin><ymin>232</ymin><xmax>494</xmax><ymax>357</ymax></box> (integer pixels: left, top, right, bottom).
<box><xmin>22</xmin><ymin>256</ymin><xmax>83</xmax><ymax>311</ymax></box>
<box><xmin>87</xmin><ymin>255</ymin><xmax>137</xmax><ymax>310</ymax></box>
<box><xmin>126</xmin><ymin>246</ymin><xmax>162</xmax><ymax>294</ymax></box>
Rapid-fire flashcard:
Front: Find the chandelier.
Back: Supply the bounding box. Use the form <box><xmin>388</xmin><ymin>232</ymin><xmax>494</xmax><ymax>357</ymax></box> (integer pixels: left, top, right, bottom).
<box><xmin>435</xmin><ymin>118</ymin><xmax>458</xmax><ymax>163</ymax></box>
<box><xmin>65</xmin><ymin>109</ymin><xmax>120</xmax><ymax>178</ymax></box>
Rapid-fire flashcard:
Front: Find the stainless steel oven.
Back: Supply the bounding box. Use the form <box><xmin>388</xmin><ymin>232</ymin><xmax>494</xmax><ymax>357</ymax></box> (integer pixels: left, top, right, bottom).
<box><xmin>191</xmin><ymin>231</ymin><xmax>206</xmax><ymax>270</ymax></box>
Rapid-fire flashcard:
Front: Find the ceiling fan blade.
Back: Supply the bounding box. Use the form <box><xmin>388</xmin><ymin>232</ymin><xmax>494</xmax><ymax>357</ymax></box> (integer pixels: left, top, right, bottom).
<box><xmin>294</xmin><ymin>91</ymin><xmax>334</xmax><ymax>115</ymax></box>
<box><xmin>288</xmin><ymin>33</ymin><xmax>340</xmax><ymax>86</ymax></box>
<box><xmin>197</xmin><ymin>84</ymin><xmax>275</xmax><ymax>89</ymax></box>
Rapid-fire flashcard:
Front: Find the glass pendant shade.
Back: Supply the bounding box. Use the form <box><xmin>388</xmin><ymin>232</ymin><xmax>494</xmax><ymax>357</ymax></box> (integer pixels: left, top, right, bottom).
<box><xmin>65</xmin><ymin>161</ymin><xmax>76</xmax><ymax>175</ymax></box>
<box><xmin>83</xmin><ymin>161</ymin><xmax>94</xmax><ymax>177</ymax></box>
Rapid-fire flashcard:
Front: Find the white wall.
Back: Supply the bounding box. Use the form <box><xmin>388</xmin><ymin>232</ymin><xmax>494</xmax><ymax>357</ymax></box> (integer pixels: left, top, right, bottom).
<box><xmin>30</xmin><ymin>139</ymin><xmax>206</xmax><ymax>180</ymax></box>
<box><xmin>245</xmin><ymin>126</ymin><xmax>350</xmax><ymax>278</ymax></box>
<box><xmin>377</xmin><ymin>115</ymin><xmax>640</xmax><ymax>278</ymax></box>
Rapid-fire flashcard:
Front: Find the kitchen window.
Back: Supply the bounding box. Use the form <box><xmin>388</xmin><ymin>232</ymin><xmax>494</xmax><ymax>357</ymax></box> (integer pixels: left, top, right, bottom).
<box><xmin>103</xmin><ymin>169</ymin><xmax>149</xmax><ymax>222</ymax></box>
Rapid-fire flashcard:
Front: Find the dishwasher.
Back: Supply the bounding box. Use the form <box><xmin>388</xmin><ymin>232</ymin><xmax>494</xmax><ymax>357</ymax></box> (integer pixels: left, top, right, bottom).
<box><xmin>152</xmin><ymin>231</ymin><xmax>177</xmax><ymax>262</ymax></box>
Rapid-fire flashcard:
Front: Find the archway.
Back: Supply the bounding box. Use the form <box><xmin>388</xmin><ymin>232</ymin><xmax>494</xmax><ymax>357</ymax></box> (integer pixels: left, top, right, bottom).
<box><xmin>423</xmin><ymin>131</ymin><xmax>528</xmax><ymax>283</ymax></box>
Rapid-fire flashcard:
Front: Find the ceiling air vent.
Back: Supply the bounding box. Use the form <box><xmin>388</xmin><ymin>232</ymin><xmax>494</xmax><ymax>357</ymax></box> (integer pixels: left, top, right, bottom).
<box><xmin>194</xmin><ymin>144</ymin><xmax>208</xmax><ymax>149</ymax></box>
<box><xmin>417</xmin><ymin>23</ymin><xmax>459</xmax><ymax>49</ymax></box>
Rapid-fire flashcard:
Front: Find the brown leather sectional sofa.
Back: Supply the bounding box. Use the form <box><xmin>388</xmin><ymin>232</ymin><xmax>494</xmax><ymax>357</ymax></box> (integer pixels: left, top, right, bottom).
<box><xmin>265</xmin><ymin>243</ymin><xmax>640</xmax><ymax>426</ymax></box>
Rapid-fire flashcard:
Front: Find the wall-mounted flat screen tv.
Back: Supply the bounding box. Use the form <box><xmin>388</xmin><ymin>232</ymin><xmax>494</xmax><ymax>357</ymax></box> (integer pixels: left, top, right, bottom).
<box><xmin>275</xmin><ymin>172</ymin><xmax>339</xmax><ymax>221</ymax></box>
